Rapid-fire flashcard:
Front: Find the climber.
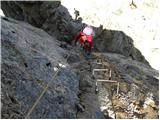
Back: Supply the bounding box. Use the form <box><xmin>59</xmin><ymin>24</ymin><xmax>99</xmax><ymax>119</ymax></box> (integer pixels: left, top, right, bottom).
<box><xmin>73</xmin><ymin>25</ymin><xmax>94</xmax><ymax>55</ymax></box>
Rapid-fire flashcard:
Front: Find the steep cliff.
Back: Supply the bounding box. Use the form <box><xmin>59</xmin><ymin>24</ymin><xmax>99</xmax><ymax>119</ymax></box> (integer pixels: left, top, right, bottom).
<box><xmin>61</xmin><ymin>0</ymin><xmax>160</xmax><ymax>70</ymax></box>
<box><xmin>1</xmin><ymin>1</ymin><xmax>151</xmax><ymax>65</ymax></box>
<box><xmin>1</xmin><ymin>1</ymin><xmax>159</xmax><ymax>119</ymax></box>
<box><xmin>1</xmin><ymin>17</ymin><xmax>79</xmax><ymax>118</ymax></box>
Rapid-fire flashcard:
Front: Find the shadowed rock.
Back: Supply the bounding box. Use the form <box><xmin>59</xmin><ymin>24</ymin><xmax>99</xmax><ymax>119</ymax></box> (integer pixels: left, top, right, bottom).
<box><xmin>1</xmin><ymin>17</ymin><xmax>79</xmax><ymax>119</ymax></box>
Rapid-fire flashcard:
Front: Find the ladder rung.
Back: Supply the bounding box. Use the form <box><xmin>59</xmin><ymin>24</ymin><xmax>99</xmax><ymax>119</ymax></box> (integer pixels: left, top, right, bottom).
<box><xmin>109</xmin><ymin>70</ymin><xmax>112</xmax><ymax>78</ymax></box>
<box><xmin>101</xmin><ymin>62</ymin><xmax>109</xmax><ymax>65</ymax></box>
<box><xmin>93</xmin><ymin>69</ymin><xmax>109</xmax><ymax>75</ymax></box>
<box><xmin>97</xmin><ymin>79</ymin><xmax>117</xmax><ymax>82</ymax></box>
<box><xmin>94</xmin><ymin>62</ymin><xmax>109</xmax><ymax>65</ymax></box>
<box><xmin>93</xmin><ymin>69</ymin><xmax>109</xmax><ymax>71</ymax></box>
<box><xmin>96</xmin><ymin>63</ymin><xmax>103</xmax><ymax>65</ymax></box>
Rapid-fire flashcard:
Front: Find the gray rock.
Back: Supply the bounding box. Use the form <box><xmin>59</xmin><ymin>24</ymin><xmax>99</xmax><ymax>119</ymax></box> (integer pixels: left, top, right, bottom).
<box><xmin>1</xmin><ymin>1</ymin><xmax>159</xmax><ymax>119</ymax></box>
<box><xmin>1</xmin><ymin>1</ymin><xmax>149</xmax><ymax>66</ymax></box>
<box><xmin>1</xmin><ymin>1</ymin><xmax>83</xmax><ymax>42</ymax></box>
<box><xmin>1</xmin><ymin>17</ymin><xmax>79</xmax><ymax>119</ymax></box>
<box><xmin>103</xmin><ymin>53</ymin><xmax>159</xmax><ymax>101</ymax></box>
<box><xmin>93</xmin><ymin>29</ymin><xmax>149</xmax><ymax>65</ymax></box>
<box><xmin>80</xmin><ymin>75</ymin><xmax>93</xmax><ymax>88</ymax></box>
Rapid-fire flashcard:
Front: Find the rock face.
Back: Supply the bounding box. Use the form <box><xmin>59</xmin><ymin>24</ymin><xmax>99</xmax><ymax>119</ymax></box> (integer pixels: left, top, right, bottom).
<box><xmin>93</xmin><ymin>28</ymin><xmax>149</xmax><ymax>65</ymax></box>
<box><xmin>1</xmin><ymin>1</ymin><xmax>83</xmax><ymax>42</ymax></box>
<box><xmin>1</xmin><ymin>1</ymin><xmax>159</xmax><ymax>119</ymax></box>
<box><xmin>1</xmin><ymin>1</ymin><xmax>150</xmax><ymax>66</ymax></box>
<box><xmin>1</xmin><ymin>17</ymin><xmax>79</xmax><ymax>119</ymax></box>
<box><xmin>61</xmin><ymin>0</ymin><xmax>160</xmax><ymax>70</ymax></box>
<box><xmin>103</xmin><ymin>53</ymin><xmax>159</xmax><ymax>119</ymax></box>
<box><xmin>104</xmin><ymin>52</ymin><xmax>158</xmax><ymax>97</ymax></box>
<box><xmin>72</xmin><ymin>60</ymin><xmax>106</xmax><ymax>119</ymax></box>
<box><xmin>70</xmin><ymin>51</ymin><xmax>159</xmax><ymax>119</ymax></box>
<box><xmin>1</xmin><ymin>1</ymin><xmax>60</xmax><ymax>27</ymax></box>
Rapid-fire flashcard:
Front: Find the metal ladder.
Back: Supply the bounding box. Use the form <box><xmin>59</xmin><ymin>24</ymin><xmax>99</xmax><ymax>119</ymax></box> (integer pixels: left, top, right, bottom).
<box><xmin>92</xmin><ymin>58</ymin><xmax>119</xmax><ymax>94</ymax></box>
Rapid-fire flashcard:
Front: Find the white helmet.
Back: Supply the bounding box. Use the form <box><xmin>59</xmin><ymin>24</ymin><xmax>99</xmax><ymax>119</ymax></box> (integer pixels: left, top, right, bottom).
<box><xmin>83</xmin><ymin>26</ymin><xmax>93</xmax><ymax>35</ymax></box>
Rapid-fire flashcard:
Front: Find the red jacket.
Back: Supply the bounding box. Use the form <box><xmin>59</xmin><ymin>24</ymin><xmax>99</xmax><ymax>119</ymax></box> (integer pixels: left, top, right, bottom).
<box><xmin>74</xmin><ymin>32</ymin><xmax>92</xmax><ymax>52</ymax></box>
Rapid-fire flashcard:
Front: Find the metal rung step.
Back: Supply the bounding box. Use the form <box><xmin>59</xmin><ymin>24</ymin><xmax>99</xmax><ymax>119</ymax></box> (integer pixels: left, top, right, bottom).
<box><xmin>97</xmin><ymin>79</ymin><xmax>117</xmax><ymax>83</ymax></box>
<box><xmin>96</xmin><ymin>62</ymin><xmax>103</xmax><ymax>65</ymax></box>
<box><xmin>93</xmin><ymin>69</ymin><xmax>109</xmax><ymax>75</ymax></box>
<box><xmin>96</xmin><ymin>62</ymin><xmax>109</xmax><ymax>65</ymax></box>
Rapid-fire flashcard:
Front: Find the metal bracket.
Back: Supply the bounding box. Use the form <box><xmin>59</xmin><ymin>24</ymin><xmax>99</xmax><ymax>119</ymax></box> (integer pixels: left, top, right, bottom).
<box><xmin>97</xmin><ymin>79</ymin><xmax>117</xmax><ymax>82</ymax></box>
<box><xmin>92</xmin><ymin>69</ymin><xmax>109</xmax><ymax>76</ymax></box>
